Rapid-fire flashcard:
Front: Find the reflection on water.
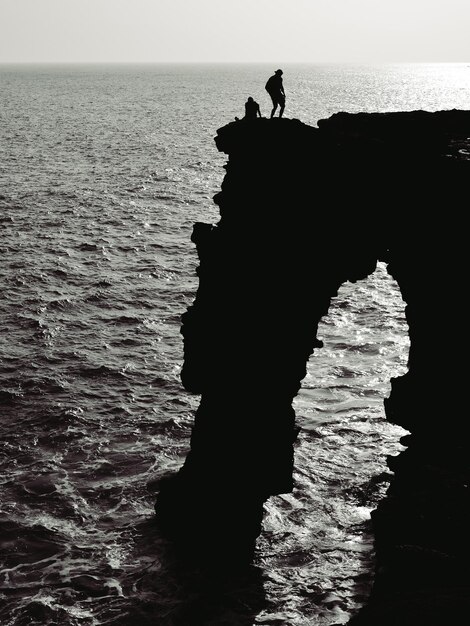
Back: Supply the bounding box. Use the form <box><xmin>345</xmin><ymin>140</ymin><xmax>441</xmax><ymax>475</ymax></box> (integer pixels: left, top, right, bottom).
<box><xmin>126</xmin><ymin>521</ymin><xmax>267</xmax><ymax>626</ymax></box>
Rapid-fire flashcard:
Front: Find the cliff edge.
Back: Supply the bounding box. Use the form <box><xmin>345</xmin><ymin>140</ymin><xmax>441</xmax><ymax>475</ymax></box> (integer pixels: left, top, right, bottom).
<box><xmin>156</xmin><ymin>111</ymin><xmax>470</xmax><ymax>624</ymax></box>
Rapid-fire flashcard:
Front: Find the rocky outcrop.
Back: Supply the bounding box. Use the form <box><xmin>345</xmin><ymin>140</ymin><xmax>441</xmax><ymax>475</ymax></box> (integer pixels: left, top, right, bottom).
<box><xmin>156</xmin><ymin>111</ymin><xmax>470</xmax><ymax>621</ymax></box>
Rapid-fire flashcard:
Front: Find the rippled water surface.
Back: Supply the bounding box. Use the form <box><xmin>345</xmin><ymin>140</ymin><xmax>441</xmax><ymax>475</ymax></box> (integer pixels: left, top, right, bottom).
<box><xmin>1</xmin><ymin>63</ymin><xmax>469</xmax><ymax>625</ymax></box>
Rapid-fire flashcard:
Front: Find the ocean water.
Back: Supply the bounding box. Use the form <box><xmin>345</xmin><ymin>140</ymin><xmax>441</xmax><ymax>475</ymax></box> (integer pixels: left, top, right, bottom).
<box><xmin>1</xmin><ymin>63</ymin><xmax>469</xmax><ymax>626</ymax></box>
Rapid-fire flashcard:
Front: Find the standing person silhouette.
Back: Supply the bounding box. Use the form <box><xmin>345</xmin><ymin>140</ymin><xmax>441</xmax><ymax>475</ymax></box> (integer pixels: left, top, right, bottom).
<box><xmin>265</xmin><ymin>69</ymin><xmax>285</xmax><ymax>118</ymax></box>
<box><xmin>244</xmin><ymin>97</ymin><xmax>262</xmax><ymax>120</ymax></box>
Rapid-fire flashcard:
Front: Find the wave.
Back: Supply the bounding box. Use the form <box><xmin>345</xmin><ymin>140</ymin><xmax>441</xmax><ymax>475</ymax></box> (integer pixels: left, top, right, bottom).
<box><xmin>51</xmin><ymin>269</ymin><xmax>68</xmax><ymax>278</ymax></box>
<box><xmin>46</xmin><ymin>297</ymin><xmax>76</xmax><ymax>311</ymax></box>
<box><xmin>113</xmin><ymin>315</ymin><xmax>141</xmax><ymax>325</ymax></box>
<box><xmin>77</xmin><ymin>365</ymin><xmax>125</xmax><ymax>379</ymax></box>
<box><xmin>0</xmin><ymin>389</ymin><xmax>22</xmax><ymax>405</ymax></box>
<box><xmin>78</xmin><ymin>243</ymin><xmax>100</xmax><ymax>252</ymax></box>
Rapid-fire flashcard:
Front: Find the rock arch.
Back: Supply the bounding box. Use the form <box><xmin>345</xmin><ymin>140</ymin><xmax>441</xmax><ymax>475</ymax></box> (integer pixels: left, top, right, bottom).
<box><xmin>156</xmin><ymin>112</ymin><xmax>470</xmax><ymax>624</ymax></box>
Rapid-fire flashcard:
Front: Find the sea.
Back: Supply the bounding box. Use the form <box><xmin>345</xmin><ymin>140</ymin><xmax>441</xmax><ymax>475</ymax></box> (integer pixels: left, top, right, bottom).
<box><xmin>1</xmin><ymin>63</ymin><xmax>469</xmax><ymax>626</ymax></box>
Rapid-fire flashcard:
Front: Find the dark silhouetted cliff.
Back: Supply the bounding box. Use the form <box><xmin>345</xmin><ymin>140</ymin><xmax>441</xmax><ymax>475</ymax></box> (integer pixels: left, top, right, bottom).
<box><xmin>156</xmin><ymin>111</ymin><xmax>470</xmax><ymax>623</ymax></box>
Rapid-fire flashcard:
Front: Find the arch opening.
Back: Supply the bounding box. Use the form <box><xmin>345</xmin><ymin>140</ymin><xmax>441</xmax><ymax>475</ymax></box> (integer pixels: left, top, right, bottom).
<box><xmin>258</xmin><ymin>261</ymin><xmax>410</xmax><ymax>624</ymax></box>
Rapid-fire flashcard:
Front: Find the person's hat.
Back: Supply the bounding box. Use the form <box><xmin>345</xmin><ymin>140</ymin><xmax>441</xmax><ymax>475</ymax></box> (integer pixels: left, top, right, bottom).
<box><xmin>275</xmin><ymin>69</ymin><xmax>283</xmax><ymax>75</ymax></box>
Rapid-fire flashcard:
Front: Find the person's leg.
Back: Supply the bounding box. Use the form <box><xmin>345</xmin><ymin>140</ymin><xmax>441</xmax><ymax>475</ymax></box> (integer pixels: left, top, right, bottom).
<box><xmin>279</xmin><ymin>96</ymin><xmax>285</xmax><ymax>118</ymax></box>
<box><xmin>270</xmin><ymin>96</ymin><xmax>277</xmax><ymax>118</ymax></box>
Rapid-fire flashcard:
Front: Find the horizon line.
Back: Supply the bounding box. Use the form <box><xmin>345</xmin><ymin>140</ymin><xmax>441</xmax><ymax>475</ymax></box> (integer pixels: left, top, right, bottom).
<box><xmin>1</xmin><ymin>60</ymin><xmax>468</xmax><ymax>66</ymax></box>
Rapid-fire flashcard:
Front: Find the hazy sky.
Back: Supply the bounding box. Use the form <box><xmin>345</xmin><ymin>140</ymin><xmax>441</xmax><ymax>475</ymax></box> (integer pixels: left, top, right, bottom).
<box><xmin>1</xmin><ymin>0</ymin><xmax>469</xmax><ymax>63</ymax></box>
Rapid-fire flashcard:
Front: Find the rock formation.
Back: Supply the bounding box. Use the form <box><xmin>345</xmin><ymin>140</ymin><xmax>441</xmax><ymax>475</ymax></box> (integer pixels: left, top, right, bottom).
<box><xmin>156</xmin><ymin>111</ymin><xmax>470</xmax><ymax>622</ymax></box>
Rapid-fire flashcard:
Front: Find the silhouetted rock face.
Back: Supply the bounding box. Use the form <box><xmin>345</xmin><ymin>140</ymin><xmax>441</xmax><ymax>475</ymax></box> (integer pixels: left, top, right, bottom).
<box><xmin>156</xmin><ymin>112</ymin><xmax>470</xmax><ymax>619</ymax></box>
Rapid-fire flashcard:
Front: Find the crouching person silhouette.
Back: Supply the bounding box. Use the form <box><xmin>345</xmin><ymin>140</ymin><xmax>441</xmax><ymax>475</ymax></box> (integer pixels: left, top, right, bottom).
<box><xmin>265</xmin><ymin>69</ymin><xmax>285</xmax><ymax>118</ymax></box>
<box><xmin>244</xmin><ymin>96</ymin><xmax>262</xmax><ymax>120</ymax></box>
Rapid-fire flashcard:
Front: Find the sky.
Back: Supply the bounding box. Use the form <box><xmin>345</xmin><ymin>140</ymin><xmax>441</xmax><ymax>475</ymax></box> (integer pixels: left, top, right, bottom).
<box><xmin>0</xmin><ymin>0</ymin><xmax>469</xmax><ymax>64</ymax></box>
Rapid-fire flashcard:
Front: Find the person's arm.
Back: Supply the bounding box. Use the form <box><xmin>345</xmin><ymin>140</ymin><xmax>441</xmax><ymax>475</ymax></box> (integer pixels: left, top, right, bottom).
<box><xmin>257</xmin><ymin>104</ymin><xmax>262</xmax><ymax>117</ymax></box>
<box><xmin>281</xmin><ymin>80</ymin><xmax>285</xmax><ymax>97</ymax></box>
